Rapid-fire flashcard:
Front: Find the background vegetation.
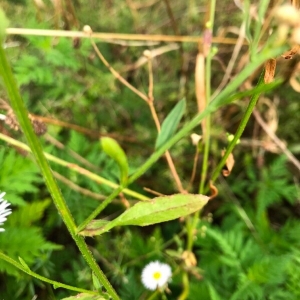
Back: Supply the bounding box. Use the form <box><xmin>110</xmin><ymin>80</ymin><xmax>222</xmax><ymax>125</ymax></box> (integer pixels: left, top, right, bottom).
<box><xmin>0</xmin><ymin>0</ymin><xmax>300</xmax><ymax>299</ymax></box>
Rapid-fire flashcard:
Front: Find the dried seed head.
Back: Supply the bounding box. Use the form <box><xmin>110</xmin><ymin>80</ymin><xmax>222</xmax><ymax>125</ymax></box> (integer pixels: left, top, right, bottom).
<box><xmin>29</xmin><ymin>115</ymin><xmax>47</xmax><ymax>136</ymax></box>
<box><xmin>5</xmin><ymin>110</ymin><xmax>19</xmax><ymax>131</ymax></box>
<box><xmin>3</xmin><ymin>111</ymin><xmax>47</xmax><ymax>136</ymax></box>
<box><xmin>182</xmin><ymin>250</ymin><xmax>197</xmax><ymax>267</ymax></box>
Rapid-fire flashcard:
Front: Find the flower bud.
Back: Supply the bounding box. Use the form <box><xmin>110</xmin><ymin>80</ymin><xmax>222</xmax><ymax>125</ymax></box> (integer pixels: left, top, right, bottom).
<box><xmin>83</xmin><ymin>25</ymin><xmax>92</xmax><ymax>35</ymax></box>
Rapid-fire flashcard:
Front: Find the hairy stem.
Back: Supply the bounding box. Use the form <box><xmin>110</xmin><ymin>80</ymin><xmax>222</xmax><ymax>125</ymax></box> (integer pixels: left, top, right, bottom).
<box><xmin>0</xmin><ymin>41</ymin><xmax>119</xmax><ymax>300</ymax></box>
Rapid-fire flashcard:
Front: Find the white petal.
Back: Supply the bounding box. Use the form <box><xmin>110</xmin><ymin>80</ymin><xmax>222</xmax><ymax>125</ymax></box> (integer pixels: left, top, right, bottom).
<box><xmin>0</xmin><ymin>210</ymin><xmax>12</xmax><ymax>217</ymax></box>
<box><xmin>0</xmin><ymin>201</ymin><xmax>10</xmax><ymax>212</ymax></box>
<box><xmin>141</xmin><ymin>261</ymin><xmax>172</xmax><ymax>291</ymax></box>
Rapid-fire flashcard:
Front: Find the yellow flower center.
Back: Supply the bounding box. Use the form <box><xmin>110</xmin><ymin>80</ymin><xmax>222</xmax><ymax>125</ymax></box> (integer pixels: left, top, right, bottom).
<box><xmin>153</xmin><ymin>271</ymin><xmax>161</xmax><ymax>280</ymax></box>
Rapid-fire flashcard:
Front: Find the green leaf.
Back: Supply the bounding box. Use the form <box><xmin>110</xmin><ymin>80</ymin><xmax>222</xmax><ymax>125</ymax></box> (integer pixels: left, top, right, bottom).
<box><xmin>92</xmin><ymin>272</ymin><xmax>102</xmax><ymax>291</ymax></box>
<box><xmin>0</xmin><ymin>148</ymin><xmax>42</xmax><ymax>206</ymax></box>
<box><xmin>18</xmin><ymin>257</ymin><xmax>30</xmax><ymax>272</ymax></box>
<box><xmin>80</xmin><ymin>194</ymin><xmax>209</xmax><ymax>236</ymax></box>
<box><xmin>8</xmin><ymin>199</ymin><xmax>51</xmax><ymax>227</ymax></box>
<box><xmin>100</xmin><ymin>137</ymin><xmax>129</xmax><ymax>185</ymax></box>
<box><xmin>155</xmin><ymin>98</ymin><xmax>186</xmax><ymax>149</ymax></box>
<box><xmin>0</xmin><ymin>9</ymin><xmax>9</xmax><ymax>41</ymax></box>
<box><xmin>0</xmin><ymin>227</ymin><xmax>62</xmax><ymax>277</ymax></box>
<box><xmin>207</xmin><ymin>282</ymin><xmax>222</xmax><ymax>300</ymax></box>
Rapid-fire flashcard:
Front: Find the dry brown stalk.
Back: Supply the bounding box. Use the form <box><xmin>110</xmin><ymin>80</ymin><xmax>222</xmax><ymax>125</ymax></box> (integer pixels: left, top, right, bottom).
<box><xmin>29</xmin><ymin>114</ymin><xmax>135</xmax><ymax>141</ymax></box>
<box><xmin>212</xmin><ymin>23</ymin><xmax>246</xmax><ymax>99</ymax></box>
<box><xmin>85</xmin><ymin>28</ymin><xmax>186</xmax><ymax>193</ymax></box>
<box><xmin>44</xmin><ymin>134</ymin><xmax>100</xmax><ymax>171</ymax></box>
<box><xmin>89</xmin><ymin>37</ymin><xmax>149</xmax><ymax>103</ymax></box>
<box><xmin>53</xmin><ymin>170</ymin><xmax>106</xmax><ymax>201</ymax></box>
<box><xmin>188</xmin><ymin>147</ymin><xmax>200</xmax><ymax>190</ymax></box>
<box><xmin>144</xmin><ymin>51</ymin><xmax>186</xmax><ymax>193</ymax></box>
<box><xmin>123</xmin><ymin>43</ymin><xmax>179</xmax><ymax>72</ymax></box>
<box><xmin>253</xmin><ymin>109</ymin><xmax>300</xmax><ymax>172</ymax></box>
<box><xmin>6</xmin><ymin>28</ymin><xmax>247</xmax><ymax>45</ymax></box>
<box><xmin>143</xmin><ymin>187</ymin><xmax>164</xmax><ymax>197</ymax></box>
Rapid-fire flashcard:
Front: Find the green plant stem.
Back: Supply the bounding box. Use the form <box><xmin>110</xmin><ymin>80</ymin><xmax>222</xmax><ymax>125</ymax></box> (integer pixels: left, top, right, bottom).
<box><xmin>0</xmin><ymin>44</ymin><xmax>119</xmax><ymax>300</ymax></box>
<box><xmin>146</xmin><ymin>289</ymin><xmax>160</xmax><ymax>300</ymax></box>
<box><xmin>187</xmin><ymin>71</ymin><xmax>267</xmax><ymax>280</ymax></box>
<box><xmin>185</xmin><ymin>70</ymin><xmax>267</xmax><ymax>288</ymax></box>
<box><xmin>0</xmin><ymin>133</ymin><xmax>149</xmax><ymax>201</ymax></box>
<box><xmin>185</xmin><ymin>1</ymin><xmax>217</xmax><ymax>297</ymax></box>
<box><xmin>188</xmin><ymin>0</ymin><xmax>217</xmax><ymax>254</ymax></box>
<box><xmin>0</xmin><ymin>252</ymin><xmax>97</xmax><ymax>295</ymax></box>
<box><xmin>78</xmin><ymin>44</ymin><xmax>288</xmax><ymax>232</ymax></box>
<box><xmin>210</xmin><ymin>70</ymin><xmax>265</xmax><ymax>186</ymax></box>
<box><xmin>178</xmin><ymin>272</ymin><xmax>189</xmax><ymax>300</ymax></box>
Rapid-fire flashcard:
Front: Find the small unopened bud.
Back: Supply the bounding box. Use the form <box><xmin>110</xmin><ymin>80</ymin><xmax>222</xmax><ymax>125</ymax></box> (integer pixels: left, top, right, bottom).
<box><xmin>211</xmin><ymin>46</ymin><xmax>218</xmax><ymax>55</ymax></box>
<box><xmin>143</xmin><ymin>50</ymin><xmax>152</xmax><ymax>58</ymax></box>
<box><xmin>205</xmin><ymin>21</ymin><xmax>212</xmax><ymax>29</ymax></box>
<box><xmin>190</xmin><ymin>133</ymin><xmax>202</xmax><ymax>145</ymax></box>
<box><xmin>182</xmin><ymin>250</ymin><xmax>197</xmax><ymax>267</ymax></box>
<box><xmin>83</xmin><ymin>25</ymin><xmax>92</xmax><ymax>35</ymax></box>
<box><xmin>274</xmin><ymin>4</ymin><xmax>300</xmax><ymax>26</ymax></box>
<box><xmin>200</xmin><ymin>225</ymin><xmax>207</xmax><ymax>237</ymax></box>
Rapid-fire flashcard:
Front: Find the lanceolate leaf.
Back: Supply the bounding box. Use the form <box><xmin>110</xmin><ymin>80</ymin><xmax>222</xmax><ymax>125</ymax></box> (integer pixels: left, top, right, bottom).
<box><xmin>100</xmin><ymin>137</ymin><xmax>129</xmax><ymax>185</ymax></box>
<box><xmin>80</xmin><ymin>194</ymin><xmax>209</xmax><ymax>236</ymax></box>
<box><xmin>155</xmin><ymin>98</ymin><xmax>186</xmax><ymax>149</ymax></box>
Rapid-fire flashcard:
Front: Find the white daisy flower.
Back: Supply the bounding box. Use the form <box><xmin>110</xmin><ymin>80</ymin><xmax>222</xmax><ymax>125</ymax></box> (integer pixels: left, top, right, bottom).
<box><xmin>141</xmin><ymin>261</ymin><xmax>172</xmax><ymax>291</ymax></box>
<box><xmin>0</xmin><ymin>192</ymin><xmax>12</xmax><ymax>232</ymax></box>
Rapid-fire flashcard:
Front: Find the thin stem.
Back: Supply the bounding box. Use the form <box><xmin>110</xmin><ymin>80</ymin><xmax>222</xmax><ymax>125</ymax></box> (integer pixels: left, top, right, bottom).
<box><xmin>146</xmin><ymin>53</ymin><xmax>185</xmax><ymax>193</ymax></box>
<box><xmin>210</xmin><ymin>70</ymin><xmax>265</xmax><ymax>186</ymax></box>
<box><xmin>178</xmin><ymin>272</ymin><xmax>189</xmax><ymax>300</ymax></box>
<box><xmin>0</xmin><ymin>252</ymin><xmax>98</xmax><ymax>295</ymax></box>
<box><xmin>0</xmin><ymin>43</ymin><xmax>119</xmax><ymax>300</ymax></box>
<box><xmin>162</xmin><ymin>0</ymin><xmax>186</xmax><ymax>96</ymax></box>
<box><xmin>147</xmin><ymin>54</ymin><xmax>154</xmax><ymax>101</ymax></box>
<box><xmin>184</xmin><ymin>0</ymin><xmax>216</xmax><ymax>296</ymax></box>
<box><xmin>211</xmin><ymin>22</ymin><xmax>246</xmax><ymax>99</ymax></box>
<box><xmin>91</xmin><ymin>34</ymin><xmax>186</xmax><ymax>193</ymax></box>
<box><xmin>91</xmin><ymin>35</ymin><xmax>186</xmax><ymax>192</ymax></box>
<box><xmin>0</xmin><ymin>133</ymin><xmax>149</xmax><ymax>201</ymax></box>
<box><xmin>53</xmin><ymin>171</ymin><xmax>106</xmax><ymax>201</ymax></box>
<box><xmin>6</xmin><ymin>27</ymin><xmax>248</xmax><ymax>44</ymax></box>
<box><xmin>252</xmin><ymin>109</ymin><xmax>300</xmax><ymax>171</ymax></box>
<box><xmin>146</xmin><ymin>290</ymin><xmax>160</xmax><ymax>300</ymax></box>
<box><xmin>188</xmin><ymin>147</ymin><xmax>199</xmax><ymax>189</ymax></box>
<box><xmin>198</xmin><ymin>52</ymin><xmax>213</xmax><ymax>194</ymax></box>
<box><xmin>90</xmin><ymin>37</ymin><xmax>149</xmax><ymax>102</ymax></box>
<box><xmin>164</xmin><ymin>151</ymin><xmax>186</xmax><ymax>192</ymax></box>
<box><xmin>199</xmin><ymin>0</ymin><xmax>216</xmax><ymax>194</ymax></box>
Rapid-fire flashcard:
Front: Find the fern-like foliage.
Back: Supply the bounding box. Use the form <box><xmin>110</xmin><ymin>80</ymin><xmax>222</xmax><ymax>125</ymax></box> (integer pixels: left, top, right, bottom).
<box><xmin>0</xmin><ymin>148</ymin><xmax>43</xmax><ymax>206</ymax></box>
<box><xmin>256</xmin><ymin>156</ymin><xmax>297</xmax><ymax>215</ymax></box>
<box><xmin>0</xmin><ymin>199</ymin><xmax>62</xmax><ymax>277</ymax></box>
<box><xmin>194</xmin><ymin>222</ymin><xmax>298</xmax><ymax>299</ymax></box>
